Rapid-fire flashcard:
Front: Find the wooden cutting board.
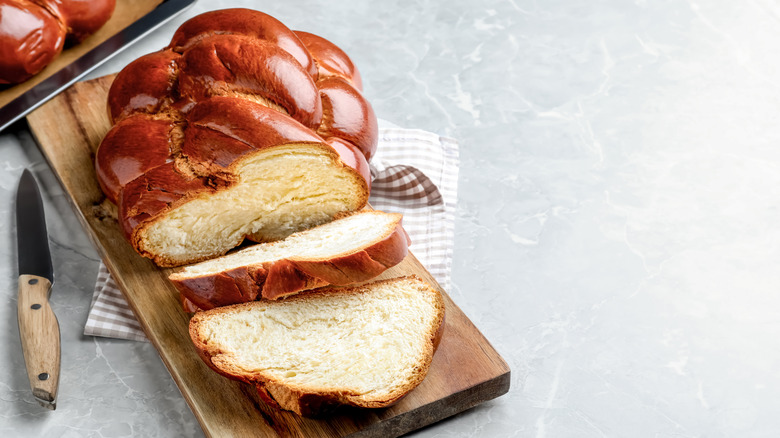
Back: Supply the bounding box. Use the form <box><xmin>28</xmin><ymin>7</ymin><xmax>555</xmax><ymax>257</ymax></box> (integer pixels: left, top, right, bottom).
<box><xmin>25</xmin><ymin>75</ymin><xmax>511</xmax><ymax>437</ymax></box>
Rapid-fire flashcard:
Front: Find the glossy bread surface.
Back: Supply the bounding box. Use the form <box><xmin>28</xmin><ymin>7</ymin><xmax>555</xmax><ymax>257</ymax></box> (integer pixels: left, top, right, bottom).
<box><xmin>107</xmin><ymin>50</ymin><xmax>181</xmax><ymax>123</ymax></box>
<box><xmin>35</xmin><ymin>0</ymin><xmax>116</xmax><ymax>43</ymax></box>
<box><xmin>0</xmin><ymin>0</ymin><xmax>114</xmax><ymax>84</ymax></box>
<box><xmin>94</xmin><ymin>9</ymin><xmax>380</xmax><ymax>267</ymax></box>
<box><xmin>168</xmin><ymin>8</ymin><xmax>317</xmax><ymax>77</ymax></box>
<box><xmin>0</xmin><ymin>0</ymin><xmax>65</xmax><ymax>84</ymax></box>
<box><xmin>295</xmin><ymin>30</ymin><xmax>363</xmax><ymax>90</ymax></box>
<box><xmin>182</xmin><ymin>97</ymin><xmax>324</xmax><ymax>170</ymax></box>
<box><xmin>317</xmin><ymin>76</ymin><xmax>378</xmax><ymax>160</ymax></box>
<box><xmin>177</xmin><ymin>35</ymin><xmax>322</xmax><ymax>128</ymax></box>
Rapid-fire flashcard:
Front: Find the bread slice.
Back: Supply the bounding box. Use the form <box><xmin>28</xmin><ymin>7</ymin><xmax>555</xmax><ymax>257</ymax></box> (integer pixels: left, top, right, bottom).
<box><xmin>169</xmin><ymin>210</ymin><xmax>410</xmax><ymax>309</ymax></box>
<box><xmin>98</xmin><ymin>10</ymin><xmax>378</xmax><ymax>268</ymax></box>
<box><xmin>189</xmin><ymin>276</ymin><xmax>445</xmax><ymax>416</ymax></box>
<box><xmin>114</xmin><ymin>97</ymin><xmax>369</xmax><ymax>267</ymax></box>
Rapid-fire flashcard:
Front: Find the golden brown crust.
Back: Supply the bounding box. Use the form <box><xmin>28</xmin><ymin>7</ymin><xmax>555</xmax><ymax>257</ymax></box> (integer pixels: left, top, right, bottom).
<box><xmin>326</xmin><ymin>138</ymin><xmax>371</xmax><ymax>190</ymax></box>
<box><xmin>284</xmin><ymin>224</ymin><xmax>408</xmax><ymax>288</ymax></box>
<box><xmin>118</xmin><ymin>162</ymin><xmax>214</xmax><ymax>247</ymax></box>
<box><xmin>188</xmin><ymin>276</ymin><xmax>446</xmax><ymax>417</ymax></box>
<box><xmin>168</xmin><ymin>8</ymin><xmax>317</xmax><ymax>77</ymax></box>
<box><xmin>97</xmin><ymin>9</ymin><xmax>377</xmax><ymax>267</ymax></box>
<box><xmin>179</xmin><ymin>295</ymin><xmax>201</xmax><ymax>314</ymax></box>
<box><xmin>107</xmin><ymin>50</ymin><xmax>181</xmax><ymax>123</ymax></box>
<box><xmin>181</xmin><ymin>97</ymin><xmax>324</xmax><ymax>171</ymax></box>
<box><xmin>0</xmin><ymin>0</ymin><xmax>114</xmax><ymax>84</ymax></box>
<box><xmin>294</xmin><ymin>30</ymin><xmax>363</xmax><ymax>90</ymax></box>
<box><xmin>35</xmin><ymin>0</ymin><xmax>116</xmax><ymax>43</ymax></box>
<box><xmin>169</xmin><ymin>212</ymin><xmax>408</xmax><ymax>308</ymax></box>
<box><xmin>108</xmin><ymin>94</ymin><xmax>368</xmax><ymax>267</ymax></box>
<box><xmin>317</xmin><ymin>76</ymin><xmax>378</xmax><ymax>160</ymax></box>
<box><xmin>0</xmin><ymin>0</ymin><xmax>65</xmax><ymax>84</ymax></box>
<box><xmin>95</xmin><ymin>115</ymin><xmax>179</xmax><ymax>203</ymax></box>
<box><xmin>177</xmin><ymin>35</ymin><xmax>322</xmax><ymax>128</ymax></box>
<box><xmin>119</xmin><ymin>146</ymin><xmax>369</xmax><ymax>268</ymax></box>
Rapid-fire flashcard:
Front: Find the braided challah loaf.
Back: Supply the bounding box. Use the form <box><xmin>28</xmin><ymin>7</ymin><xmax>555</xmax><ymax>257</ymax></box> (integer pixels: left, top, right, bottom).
<box><xmin>96</xmin><ymin>9</ymin><xmax>378</xmax><ymax>267</ymax></box>
<box><xmin>0</xmin><ymin>0</ymin><xmax>116</xmax><ymax>84</ymax></box>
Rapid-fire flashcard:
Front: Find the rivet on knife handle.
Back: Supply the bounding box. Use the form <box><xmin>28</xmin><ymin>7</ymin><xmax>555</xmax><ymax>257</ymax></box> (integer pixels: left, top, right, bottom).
<box><xmin>17</xmin><ymin>274</ymin><xmax>60</xmax><ymax>410</ymax></box>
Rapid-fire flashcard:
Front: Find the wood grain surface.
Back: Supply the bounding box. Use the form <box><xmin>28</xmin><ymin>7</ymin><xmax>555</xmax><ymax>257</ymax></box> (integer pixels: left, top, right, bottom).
<box><xmin>17</xmin><ymin>275</ymin><xmax>60</xmax><ymax>410</ymax></box>
<box><xmin>25</xmin><ymin>75</ymin><xmax>511</xmax><ymax>437</ymax></box>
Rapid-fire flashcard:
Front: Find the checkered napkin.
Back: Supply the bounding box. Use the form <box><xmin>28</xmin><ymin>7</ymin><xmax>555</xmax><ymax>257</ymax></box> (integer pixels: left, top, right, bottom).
<box><xmin>84</xmin><ymin>124</ymin><xmax>459</xmax><ymax>341</ymax></box>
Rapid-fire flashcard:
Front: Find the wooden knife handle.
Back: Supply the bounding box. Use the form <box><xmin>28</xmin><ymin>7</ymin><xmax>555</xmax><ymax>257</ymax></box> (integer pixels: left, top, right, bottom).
<box><xmin>17</xmin><ymin>274</ymin><xmax>60</xmax><ymax>410</ymax></box>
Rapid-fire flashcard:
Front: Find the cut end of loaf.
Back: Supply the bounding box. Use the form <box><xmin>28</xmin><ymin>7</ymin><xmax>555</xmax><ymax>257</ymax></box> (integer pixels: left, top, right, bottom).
<box><xmin>98</xmin><ymin>9</ymin><xmax>378</xmax><ymax>268</ymax></box>
<box><xmin>189</xmin><ymin>276</ymin><xmax>445</xmax><ymax>416</ymax></box>
<box><xmin>172</xmin><ymin>210</ymin><xmax>402</xmax><ymax>276</ymax></box>
<box><xmin>137</xmin><ymin>143</ymin><xmax>368</xmax><ymax>266</ymax></box>
<box><xmin>168</xmin><ymin>210</ymin><xmax>408</xmax><ymax>309</ymax></box>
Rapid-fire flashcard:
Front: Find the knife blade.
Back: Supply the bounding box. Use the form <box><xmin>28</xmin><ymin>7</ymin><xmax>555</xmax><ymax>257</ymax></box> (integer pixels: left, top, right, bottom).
<box><xmin>15</xmin><ymin>169</ymin><xmax>60</xmax><ymax>410</ymax></box>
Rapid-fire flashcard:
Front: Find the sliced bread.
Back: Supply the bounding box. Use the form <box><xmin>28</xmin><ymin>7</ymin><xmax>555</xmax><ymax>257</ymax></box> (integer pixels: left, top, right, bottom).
<box><xmin>112</xmin><ymin>98</ymin><xmax>370</xmax><ymax>267</ymax></box>
<box><xmin>188</xmin><ymin>275</ymin><xmax>445</xmax><ymax>416</ymax></box>
<box><xmin>168</xmin><ymin>210</ymin><xmax>410</xmax><ymax>309</ymax></box>
<box><xmin>97</xmin><ymin>9</ymin><xmax>378</xmax><ymax>267</ymax></box>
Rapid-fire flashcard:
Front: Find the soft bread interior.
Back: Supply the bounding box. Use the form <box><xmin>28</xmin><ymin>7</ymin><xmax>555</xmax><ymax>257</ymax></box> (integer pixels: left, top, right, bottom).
<box><xmin>141</xmin><ymin>144</ymin><xmax>365</xmax><ymax>263</ymax></box>
<box><xmin>195</xmin><ymin>277</ymin><xmax>442</xmax><ymax>398</ymax></box>
<box><xmin>175</xmin><ymin>211</ymin><xmax>399</xmax><ymax>276</ymax></box>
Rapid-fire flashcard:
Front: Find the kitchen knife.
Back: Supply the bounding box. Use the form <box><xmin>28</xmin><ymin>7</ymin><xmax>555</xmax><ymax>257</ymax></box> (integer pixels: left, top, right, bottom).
<box><xmin>15</xmin><ymin>169</ymin><xmax>60</xmax><ymax>410</ymax></box>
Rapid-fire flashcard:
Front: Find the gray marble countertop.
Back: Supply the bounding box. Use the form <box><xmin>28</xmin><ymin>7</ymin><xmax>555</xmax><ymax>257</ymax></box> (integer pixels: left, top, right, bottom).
<box><xmin>3</xmin><ymin>0</ymin><xmax>780</xmax><ymax>436</ymax></box>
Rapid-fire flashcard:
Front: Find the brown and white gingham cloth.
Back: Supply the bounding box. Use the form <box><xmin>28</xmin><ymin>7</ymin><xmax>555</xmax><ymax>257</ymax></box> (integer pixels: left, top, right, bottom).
<box><xmin>85</xmin><ymin>125</ymin><xmax>459</xmax><ymax>341</ymax></box>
